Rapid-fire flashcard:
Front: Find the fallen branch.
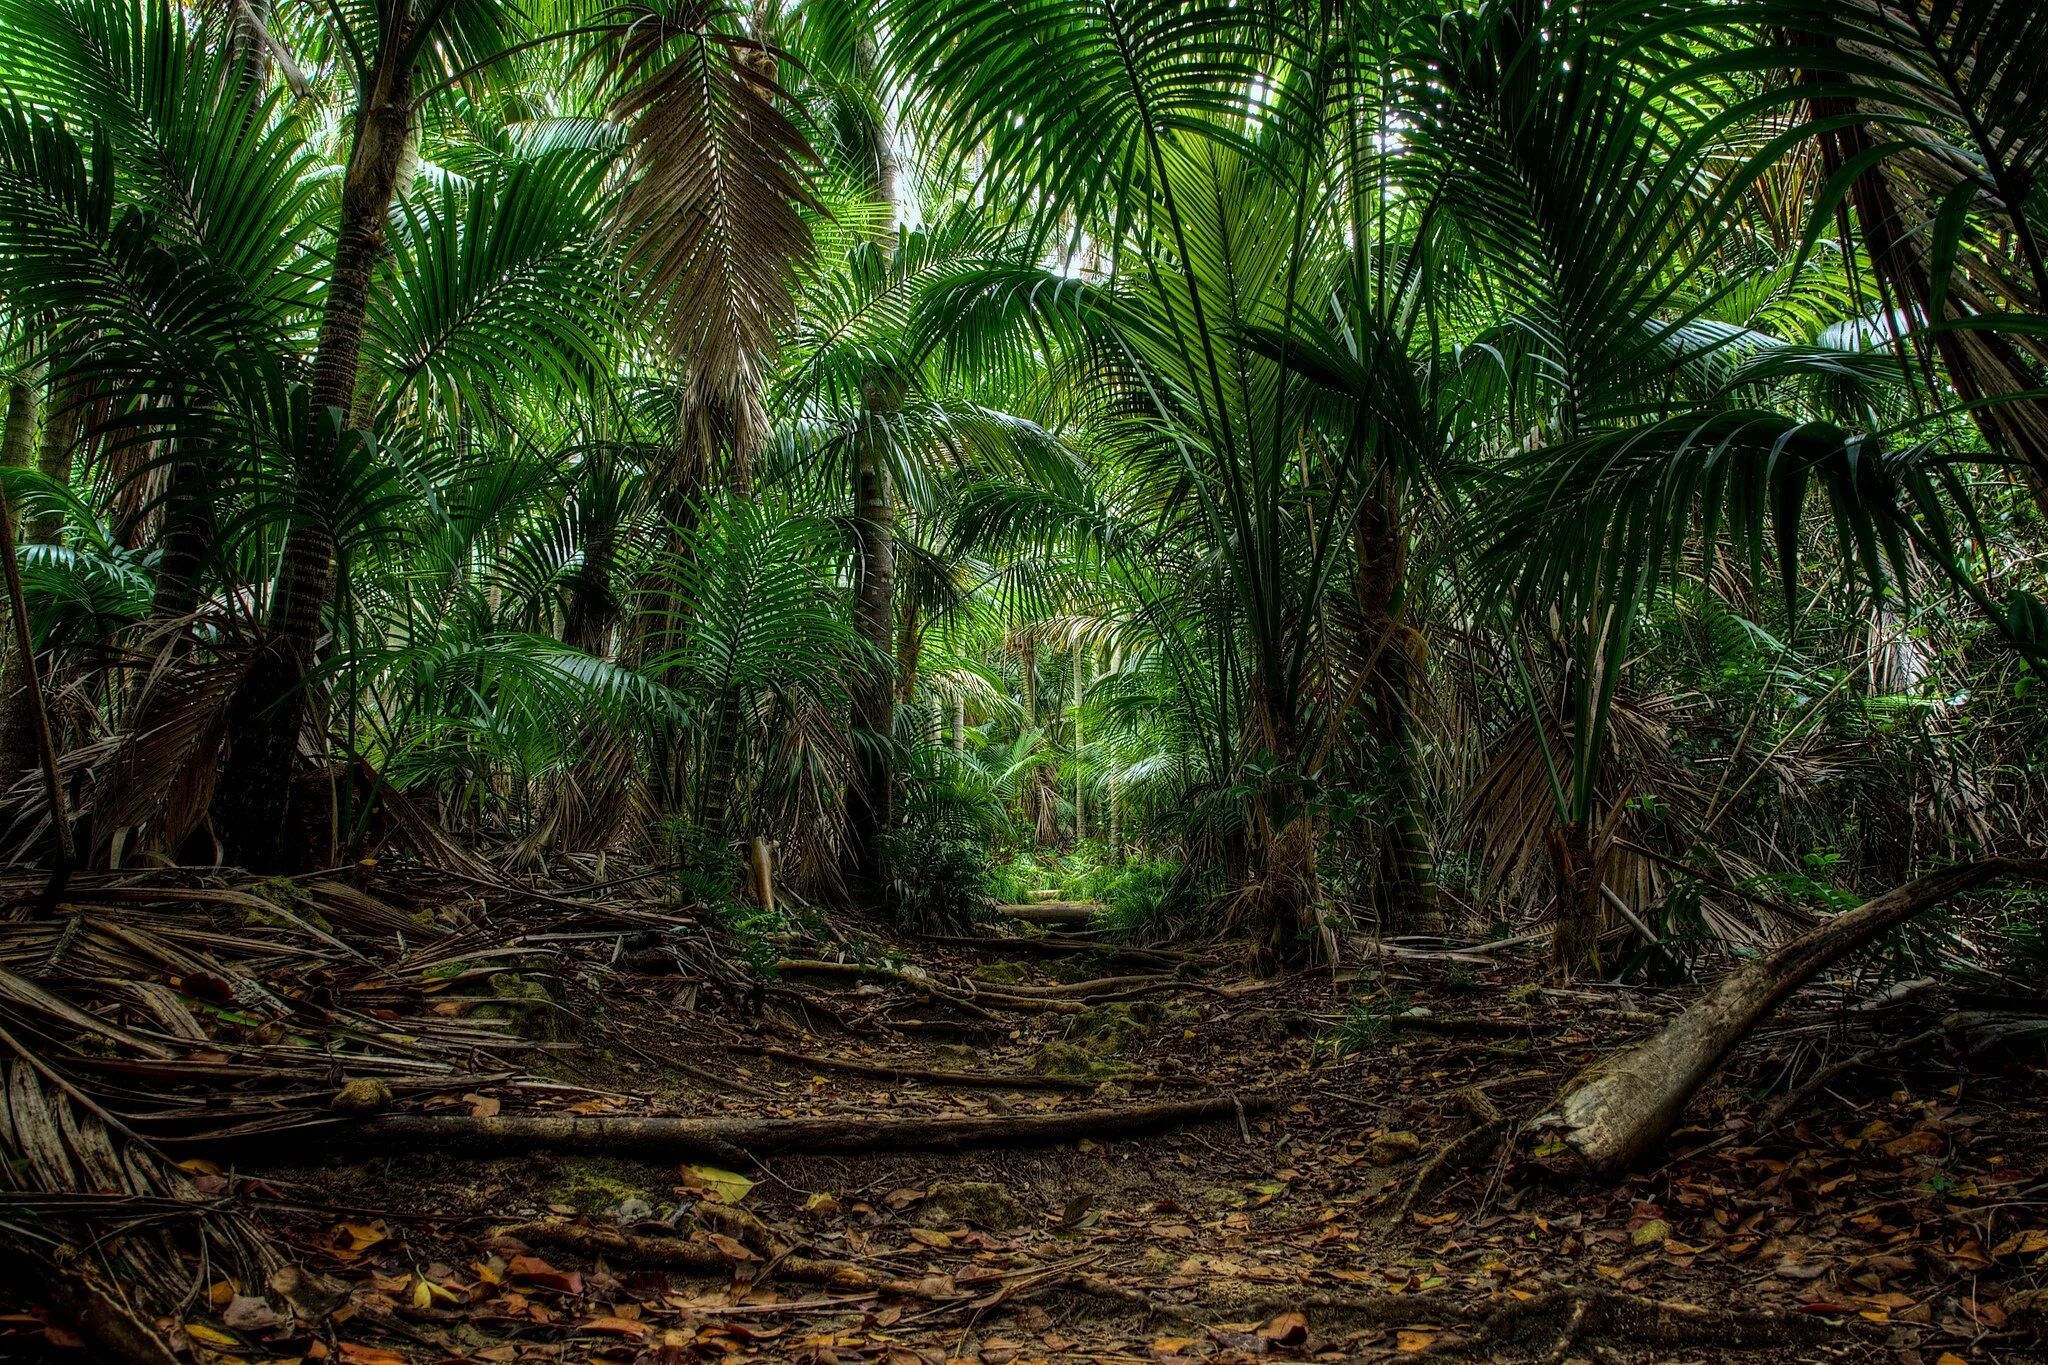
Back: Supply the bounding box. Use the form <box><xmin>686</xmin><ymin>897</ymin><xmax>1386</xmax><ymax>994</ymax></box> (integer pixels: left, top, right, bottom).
<box><xmin>1757</xmin><ymin>1027</ymin><xmax>1944</xmax><ymax>1129</ymax></box>
<box><xmin>922</xmin><ymin>934</ymin><xmax>1192</xmax><ymax>970</ymax></box>
<box><xmin>995</xmin><ymin>902</ymin><xmax>1100</xmax><ymax>926</ymax></box>
<box><xmin>346</xmin><ymin>1095</ymin><xmax>1272</xmax><ymax>1159</ymax></box>
<box><xmin>1</xmin><ymin>1244</ymin><xmax>179</xmax><ymax>1365</ymax></box>
<box><xmin>729</xmin><ymin>1044</ymin><xmax>1096</xmax><ymax>1092</ymax></box>
<box><xmin>1545</xmin><ymin>858</ymin><xmax>2048</xmax><ymax>1174</ymax></box>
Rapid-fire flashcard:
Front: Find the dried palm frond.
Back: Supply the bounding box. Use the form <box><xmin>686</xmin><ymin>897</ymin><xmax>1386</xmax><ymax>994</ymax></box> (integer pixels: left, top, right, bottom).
<box><xmin>603</xmin><ymin>0</ymin><xmax>822</xmax><ymax>462</ymax></box>
<box><xmin>1463</xmin><ymin>691</ymin><xmax>1718</xmax><ymax>940</ymax></box>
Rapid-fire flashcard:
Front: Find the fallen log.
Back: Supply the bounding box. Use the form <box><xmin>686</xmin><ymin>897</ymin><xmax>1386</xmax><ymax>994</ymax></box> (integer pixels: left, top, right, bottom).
<box><xmin>348</xmin><ymin>1095</ymin><xmax>1271</xmax><ymax>1159</ymax></box>
<box><xmin>922</xmin><ymin>934</ymin><xmax>1192</xmax><ymax>970</ymax></box>
<box><xmin>2</xmin><ymin>1244</ymin><xmax>179</xmax><ymax>1365</ymax></box>
<box><xmin>729</xmin><ymin>1044</ymin><xmax>1096</xmax><ymax>1092</ymax></box>
<box><xmin>995</xmin><ymin>902</ymin><xmax>1101</xmax><ymax>926</ymax></box>
<box><xmin>1545</xmin><ymin>857</ymin><xmax>2048</xmax><ymax>1174</ymax></box>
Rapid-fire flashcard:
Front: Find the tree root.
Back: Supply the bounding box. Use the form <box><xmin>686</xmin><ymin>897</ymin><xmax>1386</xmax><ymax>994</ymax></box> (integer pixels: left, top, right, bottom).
<box><xmin>347</xmin><ymin>1095</ymin><xmax>1272</xmax><ymax>1159</ymax></box>
<box><xmin>1063</xmin><ymin>1279</ymin><xmax>1861</xmax><ymax>1353</ymax></box>
<box><xmin>1379</xmin><ymin>1087</ymin><xmax>1511</xmax><ymax>1231</ymax></box>
<box><xmin>494</xmin><ymin>1220</ymin><xmax>963</xmax><ymax>1301</ymax></box>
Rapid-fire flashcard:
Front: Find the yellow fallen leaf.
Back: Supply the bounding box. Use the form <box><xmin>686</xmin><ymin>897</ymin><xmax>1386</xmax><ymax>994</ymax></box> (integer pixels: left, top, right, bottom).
<box><xmin>1397</xmin><ymin>1329</ymin><xmax>1437</xmax><ymax>1352</ymax></box>
<box><xmin>1150</xmin><ymin>1336</ymin><xmax>1197</xmax><ymax>1352</ymax></box>
<box><xmin>680</xmin><ymin>1163</ymin><xmax>755</xmax><ymax>1203</ymax></box>
<box><xmin>1937</xmin><ymin>1355</ymin><xmax>1968</xmax><ymax>1365</ymax></box>
<box><xmin>185</xmin><ymin>1325</ymin><xmax>240</xmax><ymax>1346</ymax></box>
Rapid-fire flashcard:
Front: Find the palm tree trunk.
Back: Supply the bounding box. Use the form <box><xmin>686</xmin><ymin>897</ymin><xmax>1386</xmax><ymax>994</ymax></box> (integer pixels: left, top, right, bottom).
<box><xmin>845</xmin><ymin>390</ymin><xmax>899</xmax><ymax>894</ymax></box>
<box><xmin>215</xmin><ymin>46</ymin><xmax>415</xmax><ymax>869</ymax></box>
<box><xmin>1071</xmin><ymin>646</ymin><xmax>1085</xmax><ymax>842</ymax></box>
<box><xmin>1550</xmin><ymin>818</ymin><xmax>1603</xmax><ymax>979</ymax></box>
<box><xmin>1251</xmin><ymin>685</ymin><xmax>1316</xmax><ymax>974</ymax></box>
<box><xmin>0</xmin><ymin>378</ymin><xmax>39</xmax><ymax>779</ymax></box>
<box><xmin>564</xmin><ymin>522</ymin><xmax>618</xmax><ymax>657</ymax></box>
<box><xmin>1354</xmin><ymin>478</ymin><xmax>1438</xmax><ymax>929</ymax></box>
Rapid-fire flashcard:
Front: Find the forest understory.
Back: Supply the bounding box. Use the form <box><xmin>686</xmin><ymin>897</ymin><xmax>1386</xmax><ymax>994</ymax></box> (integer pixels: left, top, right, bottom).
<box><xmin>8</xmin><ymin>865</ymin><xmax>2048</xmax><ymax>1365</ymax></box>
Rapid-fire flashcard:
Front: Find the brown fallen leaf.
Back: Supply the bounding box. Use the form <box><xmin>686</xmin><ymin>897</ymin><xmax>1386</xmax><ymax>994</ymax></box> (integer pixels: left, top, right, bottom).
<box><xmin>1262</xmin><ymin>1311</ymin><xmax>1309</xmax><ymax>1346</ymax></box>
<box><xmin>579</xmin><ymin>1315</ymin><xmax>654</xmax><ymax>1336</ymax></box>
<box><xmin>507</xmin><ymin>1254</ymin><xmax>584</xmax><ymax>1294</ymax></box>
<box><xmin>1396</xmin><ymin>1329</ymin><xmax>1437</xmax><ymax>1352</ymax></box>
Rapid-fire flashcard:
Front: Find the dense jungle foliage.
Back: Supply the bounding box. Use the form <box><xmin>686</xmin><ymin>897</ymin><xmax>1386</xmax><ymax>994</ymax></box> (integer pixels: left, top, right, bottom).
<box><xmin>1</xmin><ymin>0</ymin><xmax>2045</xmax><ymax>978</ymax></box>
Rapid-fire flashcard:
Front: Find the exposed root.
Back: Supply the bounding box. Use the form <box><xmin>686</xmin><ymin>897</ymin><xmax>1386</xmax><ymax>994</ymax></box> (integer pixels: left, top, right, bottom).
<box><xmin>1380</xmin><ymin>1086</ymin><xmax>1513</xmax><ymax>1230</ymax></box>
<box><xmin>494</xmin><ymin>1220</ymin><xmax>964</xmax><ymax>1301</ymax></box>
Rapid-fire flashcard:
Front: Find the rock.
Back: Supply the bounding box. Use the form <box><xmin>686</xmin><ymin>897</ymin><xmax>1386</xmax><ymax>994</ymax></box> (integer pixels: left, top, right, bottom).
<box><xmin>919</xmin><ymin>1180</ymin><xmax>1032</xmax><ymax>1231</ymax></box>
<box><xmin>970</xmin><ymin>960</ymin><xmax>1031</xmax><ymax>985</ymax></box>
<box><xmin>934</xmin><ymin>1043</ymin><xmax>981</xmax><ymax>1071</ymax></box>
<box><xmin>2003</xmin><ymin>1288</ymin><xmax>2048</xmax><ymax>1324</ymax></box>
<box><xmin>1073</xmin><ymin>1002</ymin><xmax>1154</xmax><ymax>1054</ymax></box>
<box><xmin>268</xmin><ymin>1266</ymin><xmax>348</xmax><ymax>1321</ymax></box>
<box><xmin>1364</xmin><ymin>1129</ymin><xmax>1421</xmax><ymax>1164</ymax></box>
<box><xmin>221</xmin><ymin>1295</ymin><xmax>282</xmax><ymax>1331</ymax></box>
<box><xmin>611</xmin><ymin>1197</ymin><xmax>655</xmax><ymax>1225</ymax></box>
<box><xmin>1031</xmin><ymin>1041</ymin><xmax>1109</xmax><ymax>1078</ymax></box>
<box><xmin>1630</xmin><ymin>1218</ymin><xmax>1671</xmax><ymax>1248</ymax></box>
<box><xmin>329</xmin><ymin>1078</ymin><xmax>393</xmax><ymax>1113</ymax></box>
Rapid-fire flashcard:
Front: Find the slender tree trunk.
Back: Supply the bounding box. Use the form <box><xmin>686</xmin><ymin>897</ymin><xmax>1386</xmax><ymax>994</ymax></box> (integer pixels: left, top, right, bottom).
<box><xmin>894</xmin><ymin>563</ymin><xmax>921</xmax><ymax>703</ymax></box>
<box><xmin>1355</xmin><ymin>473</ymin><xmax>1437</xmax><ymax>929</ymax></box>
<box><xmin>845</xmin><ymin>382</ymin><xmax>899</xmax><ymax>896</ymax></box>
<box><xmin>951</xmin><ymin>695</ymin><xmax>964</xmax><ymax>756</ymax></box>
<box><xmin>0</xmin><ymin>379</ymin><xmax>39</xmax><ymax>779</ymax></box>
<box><xmin>840</xmin><ymin>30</ymin><xmax>900</xmax><ymax>898</ymax></box>
<box><xmin>1072</xmin><ymin>647</ymin><xmax>1085</xmax><ymax>842</ymax></box>
<box><xmin>1020</xmin><ymin>635</ymin><xmax>1055</xmax><ymax>847</ymax></box>
<box><xmin>214</xmin><ymin>44</ymin><xmax>414</xmax><ymax>869</ymax></box>
<box><xmin>146</xmin><ymin>435</ymin><xmax>216</xmax><ymax>627</ymax></box>
<box><xmin>29</xmin><ymin>370</ymin><xmax>85</xmax><ymax>547</ymax></box>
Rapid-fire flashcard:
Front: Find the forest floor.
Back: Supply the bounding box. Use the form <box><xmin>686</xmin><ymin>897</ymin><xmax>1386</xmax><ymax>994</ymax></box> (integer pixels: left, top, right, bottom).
<box><xmin>6</xmin><ymin>869</ymin><xmax>2048</xmax><ymax>1364</ymax></box>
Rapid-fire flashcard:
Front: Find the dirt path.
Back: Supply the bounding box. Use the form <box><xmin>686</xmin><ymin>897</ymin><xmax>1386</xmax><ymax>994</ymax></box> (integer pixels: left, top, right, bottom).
<box><xmin>6</xmin><ymin>871</ymin><xmax>2042</xmax><ymax>1362</ymax></box>
<box><xmin>230</xmin><ymin>909</ymin><xmax>2039</xmax><ymax>1363</ymax></box>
